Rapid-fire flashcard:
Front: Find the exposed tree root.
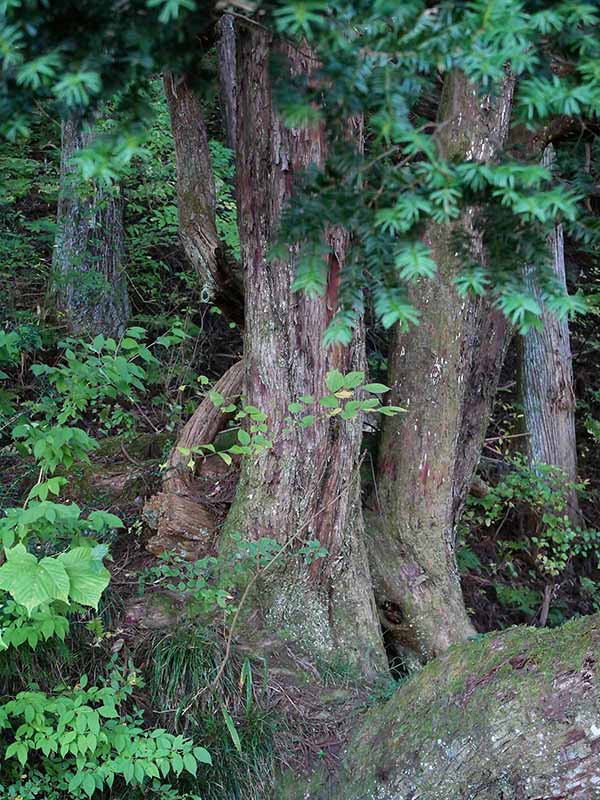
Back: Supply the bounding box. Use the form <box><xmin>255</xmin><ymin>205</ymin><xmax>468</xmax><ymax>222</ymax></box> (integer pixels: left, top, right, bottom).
<box><xmin>143</xmin><ymin>360</ymin><xmax>243</xmax><ymax>558</ymax></box>
<box><xmin>328</xmin><ymin>614</ymin><xmax>600</xmax><ymax>800</ymax></box>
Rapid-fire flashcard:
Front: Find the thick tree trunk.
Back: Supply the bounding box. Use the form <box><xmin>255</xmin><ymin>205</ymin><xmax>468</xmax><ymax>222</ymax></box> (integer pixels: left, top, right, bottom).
<box><xmin>370</xmin><ymin>72</ymin><xmax>515</xmax><ymax>661</ymax></box>
<box><xmin>222</xmin><ymin>27</ymin><xmax>385</xmax><ymax>674</ymax></box>
<box><xmin>520</xmin><ymin>145</ymin><xmax>579</xmax><ymax>523</ymax></box>
<box><xmin>325</xmin><ymin>614</ymin><xmax>600</xmax><ymax>800</ymax></box>
<box><xmin>163</xmin><ymin>72</ymin><xmax>243</xmax><ymax>320</ymax></box>
<box><xmin>53</xmin><ymin>115</ymin><xmax>130</xmax><ymax>339</ymax></box>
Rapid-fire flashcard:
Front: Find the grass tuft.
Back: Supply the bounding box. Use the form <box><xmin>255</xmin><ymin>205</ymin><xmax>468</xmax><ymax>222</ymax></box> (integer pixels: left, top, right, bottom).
<box><xmin>144</xmin><ymin>623</ymin><xmax>277</xmax><ymax>800</ymax></box>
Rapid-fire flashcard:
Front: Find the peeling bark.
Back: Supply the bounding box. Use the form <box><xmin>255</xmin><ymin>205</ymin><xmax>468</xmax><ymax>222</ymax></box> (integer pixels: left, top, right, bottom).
<box><xmin>370</xmin><ymin>72</ymin><xmax>515</xmax><ymax>660</ymax></box>
<box><xmin>221</xmin><ymin>27</ymin><xmax>385</xmax><ymax>674</ymax></box>
<box><xmin>144</xmin><ymin>360</ymin><xmax>243</xmax><ymax>559</ymax></box>
<box><xmin>163</xmin><ymin>71</ymin><xmax>243</xmax><ymax>321</ymax></box>
<box><xmin>53</xmin><ymin>114</ymin><xmax>130</xmax><ymax>338</ymax></box>
<box><xmin>520</xmin><ymin>145</ymin><xmax>580</xmax><ymax>523</ymax></box>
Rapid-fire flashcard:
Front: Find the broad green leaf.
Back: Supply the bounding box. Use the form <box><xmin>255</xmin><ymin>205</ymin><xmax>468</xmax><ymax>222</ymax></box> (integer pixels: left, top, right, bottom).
<box><xmin>326</xmin><ymin>370</ymin><xmax>344</xmax><ymax>393</ymax></box>
<box><xmin>378</xmin><ymin>405</ymin><xmax>407</xmax><ymax>416</ymax></box>
<box><xmin>343</xmin><ymin>371</ymin><xmax>365</xmax><ymax>389</ymax></box>
<box><xmin>319</xmin><ymin>395</ymin><xmax>339</xmax><ymax>409</ymax></box>
<box><xmin>183</xmin><ymin>752</ymin><xmax>197</xmax><ymax>775</ymax></box>
<box><xmin>209</xmin><ymin>390</ymin><xmax>224</xmax><ymax>407</ymax></box>
<box><xmin>237</xmin><ymin>429</ymin><xmax>251</xmax><ymax>446</ymax></box>
<box><xmin>172</xmin><ymin>751</ymin><xmax>184</xmax><ymax>775</ymax></box>
<box><xmin>193</xmin><ymin>745</ymin><xmax>212</xmax><ymax>764</ymax></box>
<box><xmin>82</xmin><ymin>772</ymin><xmax>96</xmax><ymax>797</ymax></box>
<box><xmin>0</xmin><ymin>544</ymin><xmax>69</xmax><ymax>613</ymax></box>
<box><xmin>363</xmin><ymin>383</ymin><xmax>390</xmax><ymax>394</ymax></box>
<box><xmin>57</xmin><ymin>547</ymin><xmax>110</xmax><ymax>609</ymax></box>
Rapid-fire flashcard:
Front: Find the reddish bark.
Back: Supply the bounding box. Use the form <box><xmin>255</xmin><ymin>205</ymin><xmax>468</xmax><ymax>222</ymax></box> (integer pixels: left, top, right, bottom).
<box><xmin>371</xmin><ymin>72</ymin><xmax>515</xmax><ymax>660</ymax></box>
<box><xmin>222</xmin><ymin>26</ymin><xmax>385</xmax><ymax>673</ymax></box>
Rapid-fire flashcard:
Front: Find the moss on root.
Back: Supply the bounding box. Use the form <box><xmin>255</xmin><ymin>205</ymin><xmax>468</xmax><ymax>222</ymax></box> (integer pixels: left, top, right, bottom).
<box><xmin>277</xmin><ymin>614</ymin><xmax>600</xmax><ymax>800</ymax></box>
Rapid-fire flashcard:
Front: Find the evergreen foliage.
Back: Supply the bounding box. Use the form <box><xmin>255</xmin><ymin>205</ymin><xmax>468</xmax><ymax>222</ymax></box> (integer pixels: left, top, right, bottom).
<box><xmin>1</xmin><ymin>2</ymin><xmax>600</xmax><ymax>797</ymax></box>
<box><xmin>271</xmin><ymin>0</ymin><xmax>599</xmax><ymax>341</ymax></box>
<box><xmin>3</xmin><ymin>1</ymin><xmax>598</xmax><ymax>340</ymax></box>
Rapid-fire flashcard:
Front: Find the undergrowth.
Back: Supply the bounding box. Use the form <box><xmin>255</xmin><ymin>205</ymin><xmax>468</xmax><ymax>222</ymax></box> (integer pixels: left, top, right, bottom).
<box><xmin>144</xmin><ymin>624</ymin><xmax>276</xmax><ymax>800</ymax></box>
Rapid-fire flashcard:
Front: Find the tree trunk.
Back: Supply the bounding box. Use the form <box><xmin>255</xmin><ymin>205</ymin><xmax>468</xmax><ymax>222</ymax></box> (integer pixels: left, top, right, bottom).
<box><xmin>217</xmin><ymin>14</ymin><xmax>237</xmax><ymax>153</ymax></box>
<box><xmin>221</xmin><ymin>26</ymin><xmax>385</xmax><ymax>674</ymax></box>
<box><xmin>520</xmin><ymin>145</ymin><xmax>579</xmax><ymax>523</ymax></box>
<box><xmin>53</xmin><ymin>114</ymin><xmax>130</xmax><ymax>339</ymax></box>
<box><xmin>163</xmin><ymin>71</ymin><xmax>243</xmax><ymax>321</ymax></box>
<box><xmin>370</xmin><ymin>72</ymin><xmax>515</xmax><ymax>661</ymax></box>
<box><xmin>327</xmin><ymin>614</ymin><xmax>600</xmax><ymax>800</ymax></box>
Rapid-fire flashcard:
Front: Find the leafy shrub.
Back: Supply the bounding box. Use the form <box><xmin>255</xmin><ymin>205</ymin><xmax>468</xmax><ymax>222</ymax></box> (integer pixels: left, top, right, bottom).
<box><xmin>0</xmin><ymin>668</ymin><xmax>210</xmax><ymax>798</ymax></box>
<box><xmin>0</xmin><ymin>330</ymin><xmax>212</xmax><ymax>798</ymax></box>
<box><xmin>465</xmin><ymin>455</ymin><xmax>600</xmax><ymax>578</ymax></box>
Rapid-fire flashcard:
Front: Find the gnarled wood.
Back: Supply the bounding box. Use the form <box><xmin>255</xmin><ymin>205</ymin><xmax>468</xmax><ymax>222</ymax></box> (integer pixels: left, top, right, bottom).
<box><xmin>164</xmin><ymin>360</ymin><xmax>243</xmax><ymax>493</ymax></box>
<box><xmin>144</xmin><ymin>360</ymin><xmax>243</xmax><ymax>558</ymax></box>
<box><xmin>371</xmin><ymin>72</ymin><xmax>515</xmax><ymax>660</ymax></box>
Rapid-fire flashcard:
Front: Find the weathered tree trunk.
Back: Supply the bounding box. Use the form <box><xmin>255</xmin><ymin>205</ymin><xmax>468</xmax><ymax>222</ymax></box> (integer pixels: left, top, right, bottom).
<box><xmin>370</xmin><ymin>72</ymin><xmax>515</xmax><ymax>661</ymax></box>
<box><xmin>163</xmin><ymin>72</ymin><xmax>243</xmax><ymax>320</ymax></box>
<box><xmin>53</xmin><ymin>114</ymin><xmax>130</xmax><ymax>338</ymax></box>
<box><xmin>327</xmin><ymin>614</ymin><xmax>600</xmax><ymax>800</ymax></box>
<box><xmin>217</xmin><ymin>14</ymin><xmax>237</xmax><ymax>153</ymax></box>
<box><xmin>221</xmin><ymin>27</ymin><xmax>385</xmax><ymax>674</ymax></box>
<box><xmin>144</xmin><ymin>360</ymin><xmax>243</xmax><ymax>558</ymax></box>
<box><xmin>520</xmin><ymin>145</ymin><xmax>579</xmax><ymax>523</ymax></box>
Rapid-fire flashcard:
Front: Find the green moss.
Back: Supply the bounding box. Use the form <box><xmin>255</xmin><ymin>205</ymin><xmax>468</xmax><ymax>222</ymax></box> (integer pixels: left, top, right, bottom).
<box><xmin>64</xmin><ymin>432</ymin><xmax>168</xmax><ymax>514</ymax></box>
<box><xmin>327</xmin><ymin>613</ymin><xmax>600</xmax><ymax>800</ymax></box>
<box><xmin>94</xmin><ymin>431</ymin><xmax>170</xmax><ymax>460</ymax></box>
<box><xmin>275</xmin><ymin>765</ymin><xmax>333</xmax><ymax>800</ymax></box>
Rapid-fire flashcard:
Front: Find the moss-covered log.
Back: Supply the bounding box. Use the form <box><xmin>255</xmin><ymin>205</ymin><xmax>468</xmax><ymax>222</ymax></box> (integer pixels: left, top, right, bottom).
<box><xmin>328</xmin><ymin>615</ymin><xmax>600</xmax><ymax>800</ymax></box>
<box><xmin>66</xmin><ymin>433</ymin><xmax>168</xmax><ymax>524</ymax></box>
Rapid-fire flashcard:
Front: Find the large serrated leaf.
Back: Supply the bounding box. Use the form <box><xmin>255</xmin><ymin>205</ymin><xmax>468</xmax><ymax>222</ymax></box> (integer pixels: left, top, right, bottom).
<box><xmin>58</xmin><ymin>547</ymin><xmax>110</xmax><ymax>609</ymax></box>
<box><xmin>0</xmin><ymin>544</ymin><xmax>70</xmax><ymax>613</ymax></box>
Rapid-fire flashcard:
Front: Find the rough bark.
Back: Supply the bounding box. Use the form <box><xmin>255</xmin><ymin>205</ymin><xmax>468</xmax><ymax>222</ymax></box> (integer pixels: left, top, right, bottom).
<box><xmin>326</xmin><ymin>614</ymin><xmax>600</xmax><ymax>800</ymax></box>
<box><xmin>144</xmin><ymin>360</ymin><xmax>243</xmax><ymax>559</ymax></box>
<box><xmin>53</xmin><ymin>114</ymin><xmax>130</xmax><ymax>338</ymax></box>
<box><xmin>370</xmin><ymin>72</ymin><xmax>515</xmax><ymax>661</ymax></box>
<box><xmin>217</xmin><ymin>14</ymin><xmax>237</xmax><ymax>153</ymax></box>
<box><xmin>520</xmin><ymin>145</ymin><xmax>580</xmax><ymax>523</ymax></box>
<box><xmin>163</xmin><ymin>72</ymin><xmax>243</xmax><ymax>321</ymax></box>
<box><xmin>221</xmin><ymin>27</ymin><xmax>385</xmax><ymax>674</ymax></box>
